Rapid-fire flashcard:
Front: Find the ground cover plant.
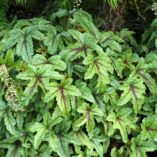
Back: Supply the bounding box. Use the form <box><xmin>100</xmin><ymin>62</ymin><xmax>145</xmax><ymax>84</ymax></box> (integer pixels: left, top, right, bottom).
<box><xmin>0</xmin><ymin>0</ymin><xmax>157</xmax><ymax>157</ymax></box>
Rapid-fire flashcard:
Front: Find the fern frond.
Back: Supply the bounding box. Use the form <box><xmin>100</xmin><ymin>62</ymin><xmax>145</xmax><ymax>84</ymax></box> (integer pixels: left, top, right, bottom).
<box><xmin>106</xmin><ymin>0</ymin><xmax>122</xmax><ymax>8</ymax></box>
<box><xmin>15</xmin><ymin>0</ymin><xmax>27</xmax><ymax>4</ymax></box>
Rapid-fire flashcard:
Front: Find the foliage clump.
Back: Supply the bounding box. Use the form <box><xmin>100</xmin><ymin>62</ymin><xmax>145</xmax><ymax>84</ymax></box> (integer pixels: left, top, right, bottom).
<box><xmin>0</xmin><ymin>3</ymin><xmax>157</xmax><ymax>157</ymax></box>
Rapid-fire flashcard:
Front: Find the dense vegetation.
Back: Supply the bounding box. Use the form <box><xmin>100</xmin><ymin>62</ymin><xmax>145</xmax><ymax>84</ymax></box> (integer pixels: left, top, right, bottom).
<box><xmin>0</xmin><ymin>0</ymin><xmax>157</xmax><ymax>156</ymax></box>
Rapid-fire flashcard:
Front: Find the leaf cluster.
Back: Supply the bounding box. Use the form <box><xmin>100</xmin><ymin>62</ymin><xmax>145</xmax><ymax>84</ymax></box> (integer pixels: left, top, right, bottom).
<box><xmin>0</xmin><ymin>9</ymin><xmax>157</xmax><ymax>157</ymax></box>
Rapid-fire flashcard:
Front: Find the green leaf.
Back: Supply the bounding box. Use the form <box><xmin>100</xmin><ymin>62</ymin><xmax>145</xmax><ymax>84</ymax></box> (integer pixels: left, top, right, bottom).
<box><xmin>73</xmin><ymin>10</ymin><xmax>100</xmax><ymax>39</ymax></box>
<box><xmin>141</xmin><ymin>115</ymin><xmax>157</xmax><ymax>141</ymax></box>
<box><xmin>83</xmin><ymin>53</ymin><xmax>113</xmax><ymax>86</ymax></box>
<box><xmin>111</xmin><ymin>146</ymin><xmax>127</xmax><ymax>157</ymax></box>
<box><xmin>44</xmin><ymin>78</ymin><xmax>81</xmax><ymax>114</ymax></box>
<box><xmin>103</xmin><ymin>40</ymin><xmax>121</xmax><ymax>52</ymax></box>
<box><xmin>6</xmin><ymin>26</ymin><xmax>44</xmax><ymax>62</ymax></box>
<box><xmin>5</xmin><ymin>50</ymin><xmax>14</xmax><ymax>66</ymax></box>
<box><xmin>130</xmin><ymin>136</ymin><xmax>157</xmax><ymax>157</ymax></box>
<box><xmin>28</xmin><ymin>122</ymin><xmax>48</xmax><ymax>150</ymax></box>
<box><xmin>6</xmin><ymin>145</ymin><xmax>23</xmax><ymax>157</ymax></box>
<box><xmin>17</xmin><ymin>65</ymin><xmax>63</xmax><ymax>98</ymax></box>
<box><xmin>0</xmin><ymin>99</ymin><xmax>7</xmax><ymax>118</ymax></box>
<box><xmin>76</xmin><ymin>81</ymin><xmax>95</xmax><ymax>103</ymax></box>
<box><xmin>49</xmin><ymin>132</ymin><xmax>70</xmax><ymax>157</ymax></box>
<box><xmin>70</xmin><ymin>131</ymin><xmax>93</xmax><ymax>149</ymax></box>
<box><xmin>73</xmin><ymin>102</ymin><xmax>104</xmax><ymax>133</ymax></box>
<box><xmin>30</xmin><ymin>54</ymin><xmax>66</xmax><ymax>71</ymax></box>
<box><xmin>135</xmin><ymin>59</ymin><xmax>157</xmax><ymax>94</ymax></box>
<box><xmin>44</xmin><ymin>26</ymin><xmax>61</xmax><ymax>54</ymax></box>
<box><xmin>4</xmin><ymin>112</ymin><xmax>16</xmax><ymax>135</ymax></box>
<box><xmin>118</xmin><ymin>76</ymin><xmax>146</xmax><ymax>113</ymax></box>
<box><xmin>61</xmin><ymin>31</ymin><xmax>103</xmax><ymax>61</ymax></box>
<box><xmin>6</xmin><ymin>29</ymin><xmax>23</xmax><ymax>49</ymax></box>
<box><xmin>107</xmin><ymin>107</ymin><xmax>137</xmax><ymax>143</ymax></box>
<box><xmin>113</xmin><ymin>48</ymin><xmax>137</xmax><ymax>78</ymax></box>
<box><xmin>92</xmin><ymin>135</ymin><xmax>108</xmax><ymax>157</ymax></box>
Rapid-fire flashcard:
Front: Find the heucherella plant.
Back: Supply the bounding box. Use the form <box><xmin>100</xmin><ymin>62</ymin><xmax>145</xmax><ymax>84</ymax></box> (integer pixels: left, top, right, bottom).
<box><xmin>0</xmin><ymin>9</ymin><xmax>157</xmax><ymax>157</ymax></box>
